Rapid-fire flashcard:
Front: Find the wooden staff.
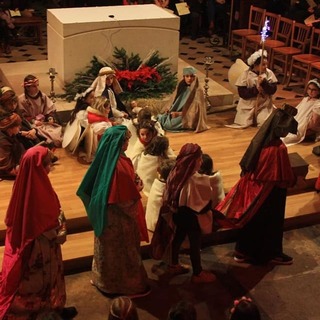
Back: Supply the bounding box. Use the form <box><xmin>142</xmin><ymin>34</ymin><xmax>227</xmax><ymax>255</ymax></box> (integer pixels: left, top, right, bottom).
<box><xmin>253</xmin><ymin>19</ymin><xmax>269</xmax><ymax>127</ymax></box>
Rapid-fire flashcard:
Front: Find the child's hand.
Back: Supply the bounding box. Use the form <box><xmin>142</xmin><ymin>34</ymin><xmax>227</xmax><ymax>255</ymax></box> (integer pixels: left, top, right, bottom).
<box><xmin>135</xmin><ymin>174</ymin><xmax>144</xmax><ymax>191</ymax></box>
<box><xmin>34</xmin><ymin>120</ymin><xmax>43</xmax><ymax>126</ymax></box>
<box><xmin>171</xmin><ymin>111</ymin><xmax>182</xmax><ymax>118</ymax></box>
<box><xmin>25</xmin><ymin>129</ymin><xmax>37</xmax><ymax>139</ymax></box>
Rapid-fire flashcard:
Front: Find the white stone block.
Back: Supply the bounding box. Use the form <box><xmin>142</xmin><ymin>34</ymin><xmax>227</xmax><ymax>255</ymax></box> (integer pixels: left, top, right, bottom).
<box><xmin>47</xmin><ymin>5</ymin><xmax>180</xmax><ymax>84</ymax></box>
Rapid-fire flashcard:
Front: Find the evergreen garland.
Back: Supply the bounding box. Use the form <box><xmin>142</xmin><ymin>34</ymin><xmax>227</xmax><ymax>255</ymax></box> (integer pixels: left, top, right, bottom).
<box><xmin>61</xmin><ymin>47</ymin><xmax>178</xmax><ymax>103</ymax></box>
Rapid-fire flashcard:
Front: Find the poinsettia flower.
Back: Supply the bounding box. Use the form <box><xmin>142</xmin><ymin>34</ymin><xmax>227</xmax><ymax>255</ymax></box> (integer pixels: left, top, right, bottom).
<box><xmin>115</xmin><ymin>66</ymin><xmax>162</xmax><ymax>91</ymax></box>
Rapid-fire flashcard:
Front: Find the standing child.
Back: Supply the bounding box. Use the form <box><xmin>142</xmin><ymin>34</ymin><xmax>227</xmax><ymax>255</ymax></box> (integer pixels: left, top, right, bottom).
<box><xmin>216</xmin><ymin>104</ymin><xmax>298</xmax><ymax>265</ymax></box>
<box><xmin>126</xmin><ymin>107</ymin><xmax>164</xmax><ymax>159</ymax></box>
<box><xmin>0</xmin><ymin>146</ymin><xmax>77</xmax><ymax>319</ymax></box>
<box><xmin>130</xmin><ymin>120</ymin><xmax>158</xmax><ymax>170</ymax></box>
<box><xmin>282</xmin><ymin>78</ymin><xmax>320</xmax><ymax>146</ymax></box>
<box><xmin>136</xmin><ymin>135</ymin><xmax>175</xmax><ymax>197</ymax></box>
<box><xmin>198</xmin><ymin>153</ymin><xmax>225</xmax><ymax>209</ymax></box>
<box><xmin>197</xmin><ymin>153</ymin><xmax>225</xmax><ymax>234</ymax></box>
<box><xmin>146</xmin><ymin>158</ymin><xmax>176</xmax><ymax>232</ymax></box>
<box><xmin>152</xmin><ymin>143</ymin><xmax>216</xmax><ymax>283</ymax></box>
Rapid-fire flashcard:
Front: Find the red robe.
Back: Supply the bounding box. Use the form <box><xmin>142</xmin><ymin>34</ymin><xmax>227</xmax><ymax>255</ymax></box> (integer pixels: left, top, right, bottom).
<box><xmin>108</xmin><ymin>154</ymin><xmax>149</xmax><ymax>242</ymax></box>
<box><xmin>215</xmin><ymin>140</ymin><xmax>296</xmax><ymax>228</ymax></box>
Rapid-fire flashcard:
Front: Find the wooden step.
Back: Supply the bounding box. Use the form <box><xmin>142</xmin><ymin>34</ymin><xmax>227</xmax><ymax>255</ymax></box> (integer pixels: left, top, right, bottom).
<box><xmin>1</xmin><ymin>111</ymin><xmax>319</xmax><ymax>274</ymax></box>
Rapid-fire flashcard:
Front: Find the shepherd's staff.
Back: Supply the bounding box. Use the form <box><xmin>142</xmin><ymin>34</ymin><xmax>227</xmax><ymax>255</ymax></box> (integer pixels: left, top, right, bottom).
<box><xmin>253</xmin><ymin>18</ymin><xmax>269</xmax><ymax>126</ymax></box>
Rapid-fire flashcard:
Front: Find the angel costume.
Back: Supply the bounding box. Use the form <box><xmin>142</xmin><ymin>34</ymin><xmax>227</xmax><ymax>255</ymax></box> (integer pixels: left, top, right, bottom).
<box><xmin>228</xmin><ymin>50</ymin><xmax>277</xmax><ymax>129</ymax></box>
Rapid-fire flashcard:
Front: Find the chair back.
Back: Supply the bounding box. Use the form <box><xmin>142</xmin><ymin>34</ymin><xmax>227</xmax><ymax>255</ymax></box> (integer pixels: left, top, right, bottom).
<box><xmin>290</xmin><ymin>21</ymin><xmax>312</xmax><ymax>52</ymax></box>
<box><xmin>248</xmin><ymin>6</ymin><xmax>266</xmax><ymax>32</ymax></box>
<box><xmin>308</xmin><ymin>27</ymin><xmax>320</xmax><ymax>55</ymax></box>
<box><xmin>274</xmin><ymin>16</ymin><xmax>294</xmax><ymax>46</ymax></box>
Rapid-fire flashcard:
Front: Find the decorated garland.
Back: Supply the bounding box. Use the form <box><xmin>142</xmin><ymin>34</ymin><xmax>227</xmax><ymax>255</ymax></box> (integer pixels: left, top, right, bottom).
<box><xmin>62</xmin><ymin>47</ymin><xmax>178</xmax><ymax>102</ymax></box>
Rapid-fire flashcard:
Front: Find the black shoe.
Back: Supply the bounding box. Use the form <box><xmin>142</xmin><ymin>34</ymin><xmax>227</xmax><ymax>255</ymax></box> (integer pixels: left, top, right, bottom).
<box><xmin>51</xmin><ymin>155</ymin><xmax>59</xmax><ymax>164</ymax></box>
<box><xmin>60</xmin><ymin>306</ymin><xmax>78</xmax><ymax>319</ymax></box>
<box><xmin>270</xmin><ymin>253</ymin><xmax>293</xmax><ymax>265</ymax></box>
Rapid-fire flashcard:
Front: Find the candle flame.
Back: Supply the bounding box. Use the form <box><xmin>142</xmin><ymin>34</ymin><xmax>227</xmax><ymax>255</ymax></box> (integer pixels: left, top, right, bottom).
<box><xmin>261</xmin><ymin>19</ymin><xmax>270</xmax><ymax>42</ymax></box>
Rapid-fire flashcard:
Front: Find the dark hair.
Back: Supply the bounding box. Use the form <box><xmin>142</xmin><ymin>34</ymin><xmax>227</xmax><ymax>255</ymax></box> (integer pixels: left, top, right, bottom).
<box><xmin>230</xmin><ymin>299</ymin><xmax>261</xmax><ymax>320</ymax></box>
<box><xmin>69</xmin><ymin>89</ymin><xmax>94</xmax><ymax>124</ymax></box>
<box><xmin>198</xmin><ymin>153</ymin><xmax>213</xmax><ymax>175</ymax></box>
<box><xmin>108</xmin><ymin>296</ymin><xmax>139</xmax><ymax>320</ymax></box>
<box><xmin>137</xmin><ymin>107</ymin><xmax>152</xmax><ymax>123</ymax></box>
<box><xmin>144</xmin><ymin>136</ymin><xmax>169</xmax><ymax>157</ymax></box>
<box><xmin>167</xmin><ymin>300</ymin><xmax>197</xmax><ymax>320</ymax></box>
<box><xmin>158</xmin><ymin>158</ymin><xmax>176</xmax><ymax>181</ymax></box>
<box><xmin>137</xmin><ymin>119</ymin><xmax>157</xmax><ymax>137</ymax></box>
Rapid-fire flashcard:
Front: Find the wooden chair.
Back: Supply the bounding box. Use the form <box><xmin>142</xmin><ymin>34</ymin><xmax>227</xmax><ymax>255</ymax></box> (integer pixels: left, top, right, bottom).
<box><xmin>286</xmin><ymin>27</ymin><xmax>320</xmax><ymax>88</ymax></box>
<box><xmin>229</xmin><ymin>5</ymin><xmax>266</xmax><ymax>57</ymax></box>
<box><xmin>306</xmin><ymin>61</ymin><xmax>320</xmax><ymax>84</ymax></box>
<box><xmin>270</xmin><ymin>22</ymin><xmax>311</xmax><ymax>84</ymax></box>
<box><xmin>243</xmin><ymin>12</ymin><xmax>280</xmax><ymax>60</ymax></box>
<box><xmin>13</xmin><ymin>16</ymin><xmax>43</xmax><ymax>45</ymax></box>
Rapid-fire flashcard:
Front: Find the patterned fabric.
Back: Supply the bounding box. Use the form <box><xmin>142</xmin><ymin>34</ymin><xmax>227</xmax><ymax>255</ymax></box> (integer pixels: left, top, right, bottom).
<box><xmin>91</xmin><ymin>204</ymin><xmax>148</xmax><ymax>295</ymax></box>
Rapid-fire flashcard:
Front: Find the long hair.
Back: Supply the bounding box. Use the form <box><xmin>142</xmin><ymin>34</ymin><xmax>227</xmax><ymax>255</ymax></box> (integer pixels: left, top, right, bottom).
<box><xmin>144</xmin><ymin>135</ymin><xmax>169</xmax><ymax>158</ymax></box>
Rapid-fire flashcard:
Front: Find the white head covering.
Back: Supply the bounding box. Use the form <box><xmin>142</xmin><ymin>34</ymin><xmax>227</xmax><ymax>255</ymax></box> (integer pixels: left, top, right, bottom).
<box><xmin>89</xmin><ymin>67</ymin><xmax>123</xmax><ymax>97</ymax></box>
<box><xmin>247</xmin><ymin>49</ymin><xmax>267</xmax><ymax>67</ymax></box>
<box><xmin>308</xmin><ymin>78</ymin><xmax>320</xmax><ymax>90</ymax></box>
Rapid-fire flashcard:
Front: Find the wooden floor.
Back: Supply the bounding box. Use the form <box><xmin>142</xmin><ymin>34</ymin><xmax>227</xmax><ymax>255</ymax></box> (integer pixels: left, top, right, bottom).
<box><xmin>1</xmin><ymin>109</ymin><xmax>320</xmax><ymax>273</ymax></box>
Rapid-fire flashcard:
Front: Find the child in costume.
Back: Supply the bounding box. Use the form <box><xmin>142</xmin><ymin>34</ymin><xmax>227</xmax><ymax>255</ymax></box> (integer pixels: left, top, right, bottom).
<box><xmin>157</xmin><ymin>66</ymin><xmax>209</xmax><ymax>133</ymax></box>
<box><xmin>126</xmin><ymin>107</ymin><xmax>164</xmax><ymax>159</ymax></box>
<box><xmin>227</xmin><ymin>49</ymin><xmax>277</xmax><ymax>129</ymax></box>
<box><xmin>62</xmin><ymin>88</ymin><xmax>95</xmax><ymax>152</ymax></box>
<box><xmin>87</xmin><ymin>96</ymin><xmax>114</xmax><ymax>139</ymax></box>
<box><xmin>130</xmin><ymin>120</ymin><xmax>158</xmax><ymax>170</ymax></box>
<box><xmin>146</xmin><ymin>158</ymin><xmax>176</xmax><ymax>232</ymax></box>
<box><xmin>282</xmin><ymin>78</ymin><xmax>320</xmax><ymax>146</ymax></box>
<box><xmin>216</xmin><ymin>104</ymin><xmax>298</xmax><ymax>265</ymax></box>
<box><xmin>198</xmin><ymin>153</ymin><xmax>225</xmax><ymax>209</ymax></box>
<box><xmin>151</xmin><ymin>143</ymin><xmax>216</xmax><ymax>283</ymax></box>
<box><xmin>18</xmin><ymin>75</ymin><xmax>62</xmax><ymax>147</ymax></box>
<box><xmin>0</xmin><ymin>112</ymin><xmax>25</xmax><ymax>179</ymax></box>
<box><xmin>88</xmin><ymin>66</ymin><xmax>131</xmax><ymax>119</ymax></box>
<box><xmin>136</xmin><ymin>135</ymin><xmax>175</xmax><ymax>197</ymax></box>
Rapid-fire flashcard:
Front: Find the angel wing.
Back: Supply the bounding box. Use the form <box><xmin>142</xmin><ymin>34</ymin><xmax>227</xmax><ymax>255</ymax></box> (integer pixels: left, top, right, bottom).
<box><xmin>228</xmin><ymin>58</ymin><xmax>249</xmax><ymax>91</ymax></box>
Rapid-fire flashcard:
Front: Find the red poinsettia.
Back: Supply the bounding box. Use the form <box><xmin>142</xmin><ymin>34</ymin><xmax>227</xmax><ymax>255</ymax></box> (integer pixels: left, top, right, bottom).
<box><xmin>116</xmin><ymin>66</ymin><xmax>161</xmax><ymax>91</ymax></box>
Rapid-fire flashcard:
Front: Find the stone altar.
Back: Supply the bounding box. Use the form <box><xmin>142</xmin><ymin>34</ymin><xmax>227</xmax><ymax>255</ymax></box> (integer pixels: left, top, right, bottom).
<box><xmin>47</xmin><ymin>5</ymin><xmax>180</xmax><ymax>85</ymax></box>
